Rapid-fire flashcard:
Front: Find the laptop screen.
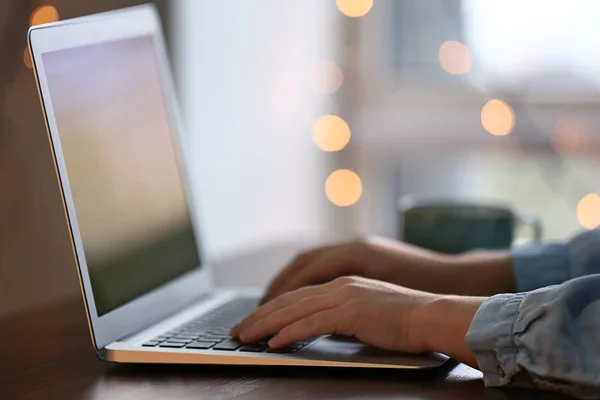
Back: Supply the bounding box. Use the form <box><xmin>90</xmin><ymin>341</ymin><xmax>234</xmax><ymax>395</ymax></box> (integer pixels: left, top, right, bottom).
<box><xmin>42</xmin><ymin>35</ymin><xmax>201</xmax><ymax>316</ymax></box>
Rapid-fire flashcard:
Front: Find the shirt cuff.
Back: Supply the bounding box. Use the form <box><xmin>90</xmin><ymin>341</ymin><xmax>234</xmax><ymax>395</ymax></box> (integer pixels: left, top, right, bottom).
<box><xmin>465</xmin><ymin>293</ymin><xmax>526</xmax><ymax>387</ymax></box>
<box><xmin>510</xmin><ymin>243</ymin><xmax>570</xmax><ymax>292</ymax></box>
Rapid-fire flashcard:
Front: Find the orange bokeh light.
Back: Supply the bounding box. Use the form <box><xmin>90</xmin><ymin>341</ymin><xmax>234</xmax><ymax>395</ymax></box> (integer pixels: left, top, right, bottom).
<box><xmin>307</xmin><ymin>61</ymin><xmax>344</xmax><ymax>94</ymax></box>
<box><xmin>577</xmin><ymin>193</ymin><xmax>600</xmax><ymax>230</ymax></box>
<box><xmin>481</xmin><ymin>99</ymin><xmax>515</xmax><ymax>136</ymax></box>
<box><xmin>30</xmin><ymin>5</ymin><xmax>59</xmax><ymax>26</ymax></box>
<box><xmin>312</xmin><ymin>115</ymin><xmax>351</xmax><ymax>152</ymax></box>
<box><xmin>438</xmin><ymin>41</ymin><xmax>471</xmax><ymax>75</ymax></box>
<box><xmin>336</xmin><ymin>0</ymin><xmax>373</xmax><ymax>17</ymax></box>
<box><xmin>325</xmin><ymin>169</ymin><xmax>362</xmax><ymax>207</ymax></box>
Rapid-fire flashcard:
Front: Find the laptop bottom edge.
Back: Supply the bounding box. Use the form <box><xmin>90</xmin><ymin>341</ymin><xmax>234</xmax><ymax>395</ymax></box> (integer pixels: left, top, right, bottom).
<box><xmin>104</xmin><ymin>346</ymin><xmax>449</xmax><ymax>370</ymax></box>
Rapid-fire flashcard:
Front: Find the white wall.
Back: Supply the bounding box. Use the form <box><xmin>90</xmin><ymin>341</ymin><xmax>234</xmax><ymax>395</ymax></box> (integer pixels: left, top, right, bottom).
<box><xmin>172</xmin><ymin>0</ymin><xmax>341</xmax><ymax>261</ymax></box>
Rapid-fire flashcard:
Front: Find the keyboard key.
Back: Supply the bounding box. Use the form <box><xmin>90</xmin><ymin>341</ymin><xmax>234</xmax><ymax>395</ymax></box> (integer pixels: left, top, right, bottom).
<box><xmin>142</xmin><ymin>341</ymin><xmax>161</xmax><ymax>347</ymax></box>
<box><xmin>167</xmin><ymin>338</ymin><xmax>194</xmax><ymax>344</ymax></box>
<box><xmin>240</xmin><ymin>344</ymin><xmax>268</xmax><ymax>352</ymax></box>
<box><xmin>200</xmin><ymin>335</ymin><xmax>228</xmax><ymax>341</ymax></box>
<box><xmin>174</xmin><ymin>335</ymin><xmax>199</xmax><ymax>340</ymax></box>
<box><xmin>159</xmin><ymin>342</ymin><xmax>186</xmax><ymax>348</ymax></box>
<box><xmin>213</xmin><ymin>340</ymin><xmax>243</xmax><ymax>351</ymax></box>
<box><xmin>186</xmin><ymin>341</ymin><xmax>216</xmax><ymax>350</ymax></box>
<box><xmin>267</xmin><ymin>347</ymin><xmax>295</xmax><ymax>354</ymax></box>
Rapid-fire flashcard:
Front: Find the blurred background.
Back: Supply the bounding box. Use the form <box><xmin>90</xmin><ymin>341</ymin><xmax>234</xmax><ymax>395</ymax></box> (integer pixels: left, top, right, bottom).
<box><xmin>1</xmin><ymin>0</ymin><xmax>600</xmax><ymax>317</ymax></box>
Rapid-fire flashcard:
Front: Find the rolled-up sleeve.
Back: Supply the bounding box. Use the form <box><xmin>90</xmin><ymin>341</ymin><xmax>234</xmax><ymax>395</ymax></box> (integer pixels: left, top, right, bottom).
<box><xmin>465</xmin><ymin>229</ymin><xmax>600</xmax><ymax>397</ymax></box>
<box><xmin>464</xmin><ymin>225</ymin><xmax>600</xmax><ymax>399</ymax></box>
<box><xmin>466</xmin><ymin>275</ymin><xmax>600</xmax><ymax>398</ymax></box>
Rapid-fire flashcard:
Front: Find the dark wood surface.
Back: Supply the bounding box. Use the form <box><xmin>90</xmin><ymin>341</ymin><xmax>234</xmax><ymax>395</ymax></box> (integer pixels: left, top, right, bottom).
<box><xmin>0</xmin><ymin>297</ymin><xmax>572</xmax><ymax>400</ymax></box>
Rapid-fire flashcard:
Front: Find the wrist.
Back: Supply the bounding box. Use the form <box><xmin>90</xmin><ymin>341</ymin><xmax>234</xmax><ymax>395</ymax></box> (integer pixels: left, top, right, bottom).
<box><xmin>415</xmin><ymin>294</ymin><xmax>485</xmax><ymax>368</ymax></box>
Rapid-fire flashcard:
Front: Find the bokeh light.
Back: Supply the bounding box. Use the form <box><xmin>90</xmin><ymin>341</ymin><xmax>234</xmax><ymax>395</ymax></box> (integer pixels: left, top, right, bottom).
<box><xmin>552</xmin><ymin>120</ymin><xmax>585</xmax><ymax>155</ymax></box>
<box><xmin>30</xmin><ymin>5</ymin><xmax>59</xmax><ymax>26</ymax></box>
<box><xmin>307</xmin><ymin>61</ymin><xmax>344</xmax><ymax>94</ymax></box>
<box><xmin>438</xmin><ymin>41</ymin><xmax>471</xmax><ymax>75</ymax></box>
<box><xmin>312</xmin><ymin>115</ymin><xmax>351</xmax><ymax>152</ymax></box>
<box><xmin>325</xmin><ymin>169</ymin><xmax>362</xmax><ymax>207</ymax></box>
<box><xmin>577</xmin><ymin>193</ymin><xmax>600</xmax><ymax>230</ymax></box>
<box><xmin>481</xmin><ymin>99</ymin><xmax>515</xmax><ymax>136</ymax></box>
<box><xmin>336</xmin><ymin>0</ymin><xmax>373</xmax><ymax>18</ymax></box>
<box><xmin>24</xmin><ymin>47</ymin><xmax>32</xmax><ymax>69</ymax></box>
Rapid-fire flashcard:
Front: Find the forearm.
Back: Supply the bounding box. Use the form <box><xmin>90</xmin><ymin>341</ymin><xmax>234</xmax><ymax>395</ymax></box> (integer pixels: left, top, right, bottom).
<box><xmin>382</xmin><ymin>240</ymin><xmax>515</xmax><ymax>296</ymax></box>
<box><xmin>436</xmin><ymin>252</ymin><xmax>516</xmax><ymax>296</ymax></box>
<box><xmin>428</xmin><ymin>227</ymin><xmax>600</xmax><ymax>296</ymax></box>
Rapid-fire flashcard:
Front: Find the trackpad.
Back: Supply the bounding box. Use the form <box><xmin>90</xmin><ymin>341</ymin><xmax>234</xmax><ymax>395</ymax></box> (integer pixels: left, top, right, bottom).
<box><xmin>297</xmin><ymin>335</ymin><xmax>449</xmax><ymax>368</ymax></box>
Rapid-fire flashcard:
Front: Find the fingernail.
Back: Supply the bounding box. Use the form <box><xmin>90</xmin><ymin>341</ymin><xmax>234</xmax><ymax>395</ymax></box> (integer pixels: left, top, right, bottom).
<box><xmin>268</xmin><ymin>335</ymin><xmax>280</xmax><ymax>348</ymax></box>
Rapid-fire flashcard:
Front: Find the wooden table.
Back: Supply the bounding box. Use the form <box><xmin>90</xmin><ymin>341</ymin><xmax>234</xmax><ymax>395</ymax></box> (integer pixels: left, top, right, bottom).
<box><xmin>0</xmin><ymin>244</ymin><xmax>572</xmax><ymax>399</ymax></box>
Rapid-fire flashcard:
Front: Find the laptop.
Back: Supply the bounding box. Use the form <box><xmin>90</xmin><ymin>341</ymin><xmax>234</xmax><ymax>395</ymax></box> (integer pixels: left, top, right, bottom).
<box><xmin>27</xmin><ymin>4</ymin><xmax>448</xmax><ymax>369</ymax></box>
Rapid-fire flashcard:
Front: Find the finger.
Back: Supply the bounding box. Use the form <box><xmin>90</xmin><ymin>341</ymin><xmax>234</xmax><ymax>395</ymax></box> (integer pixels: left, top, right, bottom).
<box><xmin>231</xmin><ymin>283</ymin><xmax>332</xmax><ymax>337</ymax></box>
<box><xmin>268</xmin><ymin>252</ymin><xmax>355</xmax><ymax>302</ymax></box>
<box><xmin>261</xmin><ymin>247</ymin><xmax>330</xmax><ymax>304</ymax></box>
<box><xmin>268</xmin><ymin>306</ymin><xmax>356</xmax><ymax>348</ymax></box>
<box><xmin>237</xmin><ymin>293</ymin><xmax>337</xmax><ymax>343</ymax></box>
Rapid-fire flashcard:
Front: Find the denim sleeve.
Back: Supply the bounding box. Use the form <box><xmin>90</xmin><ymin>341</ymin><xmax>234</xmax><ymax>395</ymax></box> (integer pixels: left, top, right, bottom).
<box><xmin>511</xmin><ymin>228</ymin><xmax>600</xmax><ymax>291</ymax></box>
<box><xmin>466</xmin><ymin>275</ymin><xmax>600</xmax><ymax>398</ymax></box>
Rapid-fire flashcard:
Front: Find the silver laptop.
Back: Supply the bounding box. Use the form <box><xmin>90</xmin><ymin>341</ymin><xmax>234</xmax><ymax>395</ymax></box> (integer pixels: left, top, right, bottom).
<box><xmin>27</xmin><ymin>4</ymin><xmax>447</xmax><ymax>369</ymax></box>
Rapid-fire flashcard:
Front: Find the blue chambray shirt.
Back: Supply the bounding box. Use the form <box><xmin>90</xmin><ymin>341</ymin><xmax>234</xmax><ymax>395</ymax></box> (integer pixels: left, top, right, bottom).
<box><xmin>466</xmin><ymin>228</ymin><xmax>600</xmax><ymax>398</ymax></box>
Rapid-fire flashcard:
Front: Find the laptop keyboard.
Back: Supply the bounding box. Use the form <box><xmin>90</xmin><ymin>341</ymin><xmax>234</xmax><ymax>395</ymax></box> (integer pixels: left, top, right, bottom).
<box><xmin>141</xmin><ymin>298</ymin><xmax>314</xmax><ymax>354</ymax></box>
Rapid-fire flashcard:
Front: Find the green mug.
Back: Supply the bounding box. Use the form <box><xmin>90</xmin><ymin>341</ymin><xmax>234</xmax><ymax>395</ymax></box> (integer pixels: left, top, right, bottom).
<box><xmin>398</xmin><ymin>197</ymin><xmax>542</xmax><ymax>254</ymax></box>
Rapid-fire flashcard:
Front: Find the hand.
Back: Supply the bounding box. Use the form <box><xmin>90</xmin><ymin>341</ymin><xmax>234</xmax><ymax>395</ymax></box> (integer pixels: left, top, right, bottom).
<box><xmin>262</xmin><ymin>237</ymin><xmax>447</xmax><ymax>304</ymax></box>
<box><xmin>262</xmin><ymin>237</ymin><xmax>514</xmax><ymax>304</ymax></box>
<box><xmin>232</xmin><ymin>276</ymin><xmax>483</xmax><ymax>367</ymax></box>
